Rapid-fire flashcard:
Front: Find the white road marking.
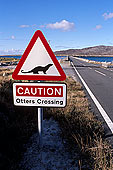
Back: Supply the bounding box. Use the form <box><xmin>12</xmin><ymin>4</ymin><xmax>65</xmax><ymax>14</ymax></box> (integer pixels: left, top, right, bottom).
<box><xmin>95</xmin><ymin>70</ymin><xmax>106</xmax><ymax>76</ymax></box>
<box><xmin>89</xmin><ymin>67</ymin><xmax>92</xmax><ymax>70</ymax></box>
<box><xmin>71</xmin><ymin>62</ymin><xmax>113</xmax><ymax>133</ymax></box>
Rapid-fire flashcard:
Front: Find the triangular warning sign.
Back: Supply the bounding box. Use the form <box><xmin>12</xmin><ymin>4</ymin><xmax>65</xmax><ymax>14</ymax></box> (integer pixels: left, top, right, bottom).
<box><xmin>12</xmin><ymin>30</ymin><xmax>66</xmax><ymax>81</ymax></box>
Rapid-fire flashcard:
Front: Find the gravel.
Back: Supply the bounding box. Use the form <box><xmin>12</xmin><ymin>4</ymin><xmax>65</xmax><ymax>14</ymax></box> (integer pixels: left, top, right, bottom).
<box><xmin>19</xmin><ymin>61</ymin><xmax>79</xmax><ymax>170</ymax></box>
<box><xmin>19</xmin><ymin>118</ymin><xmax>78</xmax><ymax>170</ymax></box>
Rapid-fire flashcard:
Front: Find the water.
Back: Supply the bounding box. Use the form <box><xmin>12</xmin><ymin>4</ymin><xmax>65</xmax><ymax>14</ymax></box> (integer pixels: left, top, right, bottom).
<box><xmin>1</xmin><ymin>55</ymin><xmax>113</xmax><ymax>62</ymax></box>
<box><xmin>56</xmin><ymin>56</ymin><xmax>67</xmax><ymax>60</ymax></box>
<box><xmin>0</xmin><ymin>55</ymin><xmax>21</xmax><ymax>59</ymax></box>
<box><xmin>79</xmin><ymin>56</ymin><xmax>113</xmax><ymax>62</ymax></box>
<box><xmin>0</xmin><ymin>55</ymin><xmax>67</xmax><ymax>61</ymax></box>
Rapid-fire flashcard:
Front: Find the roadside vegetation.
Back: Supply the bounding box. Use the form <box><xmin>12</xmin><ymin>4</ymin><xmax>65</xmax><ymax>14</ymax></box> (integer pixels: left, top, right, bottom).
<box><xmin>0</xmin><ymin>68</ymin><xmax>113</xmax><ymax>169</ymax></box>
<box><xmin>0</xmin><ymin>57</ymin><xmax>19</xmax><ymax>63</ymax></box>
<box><xmin>0</xmin><ymin>70</ymin><xmax>38</xmax><ymax>169</ymax></box>
<box><xmin>45</xmin><ymin>77</ymin><xmax>113</xmax><ymax>170</ymax></box>
<box><xmin>0</xmin><ymin>68</ymin><xmax>13</xmax><ymax>82</ymax></box>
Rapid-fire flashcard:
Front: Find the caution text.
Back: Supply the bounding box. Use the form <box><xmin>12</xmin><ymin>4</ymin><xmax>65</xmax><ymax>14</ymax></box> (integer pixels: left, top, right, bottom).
<box><xmin>16</xmin><ymin>85</ymin><xmax>63</xmax><ymax>97</ymax></box>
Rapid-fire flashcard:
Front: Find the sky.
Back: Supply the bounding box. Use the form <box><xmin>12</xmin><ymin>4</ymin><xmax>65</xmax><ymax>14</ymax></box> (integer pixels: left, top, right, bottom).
<box><xmin>0</xmin><ymin>0</ymin><xmax>113</xmax><ymax>55</ymax></box>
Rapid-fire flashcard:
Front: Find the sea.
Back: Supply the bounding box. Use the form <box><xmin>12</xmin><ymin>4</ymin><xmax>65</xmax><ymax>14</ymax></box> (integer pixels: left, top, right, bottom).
<box><xmin>1</xmin><ymin>55</ymin><xmax>113</xmax><ymax>62</ymax></box>
<box><xmin>78</xmin><ymin>56</ymin><xmax>113</xmax><ymax>62</ymax></box>
<box><xmin>0</xmin><ymin>55</ymin><xmax>67</xmax><ymax>61</ymax></box>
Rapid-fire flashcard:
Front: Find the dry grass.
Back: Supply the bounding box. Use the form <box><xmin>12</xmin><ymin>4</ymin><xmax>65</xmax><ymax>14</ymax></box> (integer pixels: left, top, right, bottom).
<box><xmin>0</xmin><ymin>68</ymin><xmax>14</xmax><ymax>85</ymax></box>
<box><xmin>0</xmin><ymin>70</ymin><xmax>113</xmax><ymax>169</ymax></box>
<box><xmin>45</xmin><ymin>76</ymin><xmax>113</xmax><ymax>169</ymax></box>
<box><xmin>0</xmin><ymin>57</ymin><xmax>19</xmax><ymax>63</ymax></box>
<box><xmin>90</xmin><ymin>138</ymin><xmax>113</xmax><ymax>170</ymax></box>
<box><xmin>0</xmin><ymin>78</ymin><xmax>37</xmax><ymax>169</ymax></box>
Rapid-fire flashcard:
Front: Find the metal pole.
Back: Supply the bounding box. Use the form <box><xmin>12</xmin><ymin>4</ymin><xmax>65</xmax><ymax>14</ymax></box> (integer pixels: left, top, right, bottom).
<box><xmin>38</xmin><ymin>107</ymin><xmax>43</xmax><ymax>147</ymax></box>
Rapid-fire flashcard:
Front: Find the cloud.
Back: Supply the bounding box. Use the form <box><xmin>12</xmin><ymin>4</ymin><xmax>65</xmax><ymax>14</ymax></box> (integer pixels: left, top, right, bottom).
<box><xmin>108</xmin><ymin>42</ymin><xmax>113</xmax><ymax>45</ymax></box>
<box><xmin>0</xmin><ymin>49</ymin><xmax>24</xmax><ymax>55</ymax></box>
<box><xmin>46</xmin><ymin>20</ymin><xmax>75</xmax><ymax>31</ymax></box>
<box><xmin>19</xmin><ymin>24</ymin><xmax>37</xmax><ymax>28</ymax></box>
<box><xmin>39</xmin><ymin>25</ymin><xmax>45</xmax><ymax>28</ymax></box>
<box><xmin>0</xmin><ymin>36</ymin><xmax>16</xmax><ymax>40</ymax></box>
<box><xmin>11</xmin><ymin>35</ymin><xmax>15</xmax><ymax>40</ymax></box>
<box><xmin>19</xmin><ymin>25</ymin><xmax>30</xmax><ymax>28</ymax></box>
<box><xmin>94</xmin><ymin>25</ymin><xmax>102</xmax><ymax>30</ymax></box>
<box><xmin>0</xmin><ymin>35</ymin><xmax>16</xmax><ymax>40</ymax></box>
<box><xmin>31</xmin><ymin>24</ymin><xmax>37</xmax><ymax>28</ymax></box>
<box><xmin>0</xmin><ymin>36</ymin><xmax>28</xmax><ymax>41</ymax></box>
<box><xmin>55</xmin><ymin>45</ymin><xmax>74</xmax><ymax>49</ymax></box>
<box><xmin>102</xmin><ymin>12</ymin><xmax>113</xmax><ymax>20</ymax></box>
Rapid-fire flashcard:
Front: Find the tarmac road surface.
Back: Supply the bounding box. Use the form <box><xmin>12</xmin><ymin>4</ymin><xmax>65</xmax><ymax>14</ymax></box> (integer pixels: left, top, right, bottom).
<box><xmin>69</xmin><ymin>56</ymin><xmax>113</xmax><ymax>141</ymax></box>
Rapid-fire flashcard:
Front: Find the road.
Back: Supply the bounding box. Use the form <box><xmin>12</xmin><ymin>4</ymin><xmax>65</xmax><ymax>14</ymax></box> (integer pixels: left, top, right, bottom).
<box><xmin>69</xmin><ymin>56</ymin><xmax>113</xmax><ymax>138</ymax></box>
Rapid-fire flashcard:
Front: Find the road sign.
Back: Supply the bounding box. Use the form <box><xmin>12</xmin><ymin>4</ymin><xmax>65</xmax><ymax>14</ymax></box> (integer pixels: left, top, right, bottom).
<box><xmin>12</xmin><ymin>30</ymin><xmax>66</xmax><ymax>81</ymax></box>
<box><xmin>13</xmin><ymin>83</ymin><xmax>67</xmax><ymax>107</ymax></box>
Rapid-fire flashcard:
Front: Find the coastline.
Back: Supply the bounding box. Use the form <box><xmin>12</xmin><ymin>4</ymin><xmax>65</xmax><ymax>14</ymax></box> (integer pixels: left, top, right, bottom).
<box><xmin>73</xmin><ymin>56</ymin><xmax>113</xmax><ymax>68</ymax></box>
<box><xmin>0</xmin><ymin>56</ymin><xmax>113</xmax><ymax>169</ymax></box>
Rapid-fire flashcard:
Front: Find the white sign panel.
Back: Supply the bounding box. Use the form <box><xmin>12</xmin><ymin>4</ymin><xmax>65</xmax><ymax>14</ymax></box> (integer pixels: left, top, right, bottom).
<box><xmin>13</xmin><ymin>83</ymin><xmax>67</xmax><ymax>107</ymax></box>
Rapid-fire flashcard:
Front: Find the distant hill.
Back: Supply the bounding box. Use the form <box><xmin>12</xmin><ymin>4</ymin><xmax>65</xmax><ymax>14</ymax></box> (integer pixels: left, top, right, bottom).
<box><xmin>54</xmin><ymin>45</ymin><xmax>113</xmax><ymax>56</ymax></box>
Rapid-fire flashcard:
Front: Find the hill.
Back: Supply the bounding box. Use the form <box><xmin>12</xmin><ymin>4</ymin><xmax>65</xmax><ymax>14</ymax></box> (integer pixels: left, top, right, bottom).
<box><xmin>54</xmin><ymin>45</ymin><xmax>113</xmax><ymax>56</ymax></box>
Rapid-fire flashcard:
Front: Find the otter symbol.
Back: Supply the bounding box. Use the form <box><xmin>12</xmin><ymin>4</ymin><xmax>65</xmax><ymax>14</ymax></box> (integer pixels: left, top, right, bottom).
<box><xmin>21</xmin><ymin>64</ymin><xmax>53</xmax><ymax>74</ymax></box>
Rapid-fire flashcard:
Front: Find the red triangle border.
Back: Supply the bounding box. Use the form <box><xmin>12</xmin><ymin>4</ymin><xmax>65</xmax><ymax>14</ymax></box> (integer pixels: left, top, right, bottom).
<box><xmin>12</xmin><ymin>30</ymin><xmax>66</xmax><ymax>81</ymax></box>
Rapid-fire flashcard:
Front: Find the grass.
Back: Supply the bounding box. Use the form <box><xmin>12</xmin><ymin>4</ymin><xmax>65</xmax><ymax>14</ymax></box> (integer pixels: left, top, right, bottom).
<box><xmin>45</xmin><ymin>76</ymin><xmax>113</xmax><ymax>169</ymax></box>
<box><xmin>90</xmin><ymin>138</ymin><xmax>113</xmax><ymax>170</ymax></box>
<box><xmin>0</xmin><ymin>69</ymin><xmax>112</xmax><ymax>169</ymax></box>
<box><xmin>0</xmin><ymin>57</ymin><xmax>19</xmax><ymax>63</ymax></box>
<box><xmin>0</xmin><ymin>78</ymin><xmax>38</xmax><ymax>169</ymax></box>
<box><xmin>0</xmin><ymin>68</ymin><xmax>14</xmax><ymax>85</ymax></box>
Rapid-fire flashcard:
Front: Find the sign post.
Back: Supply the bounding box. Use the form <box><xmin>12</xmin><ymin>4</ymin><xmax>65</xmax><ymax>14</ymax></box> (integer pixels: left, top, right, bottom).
<box><xmin>12</xmin><ymin>30</ymin><xmax>67</xmax><ymax>148</ymax></box>
<box><xmin>13</xmin><ymin>82</ymin><xmax>66</xmax><ymax>147</ymax></box>
<box><xmin>38</xmin><ymin>108</ymin><xmax>43</xmax><ymax>147</ymax></box>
